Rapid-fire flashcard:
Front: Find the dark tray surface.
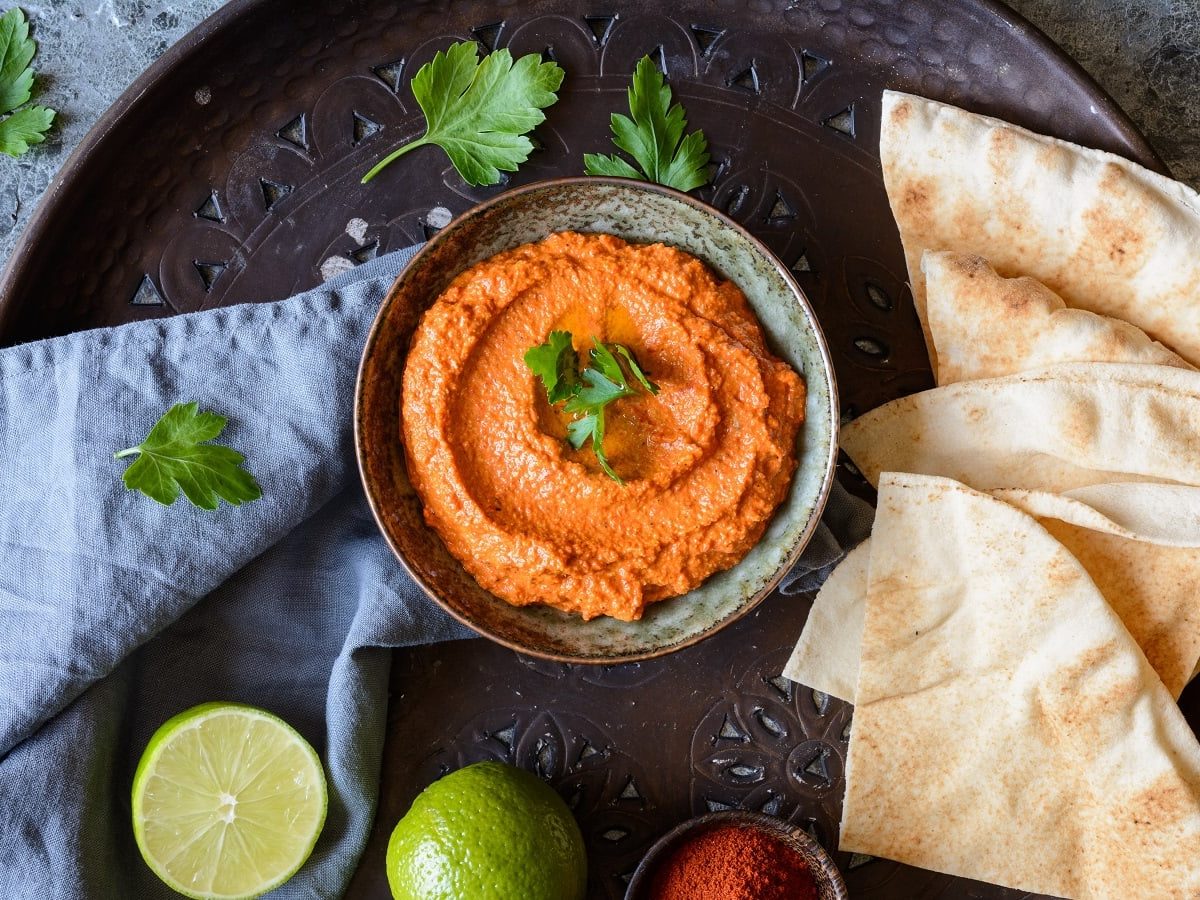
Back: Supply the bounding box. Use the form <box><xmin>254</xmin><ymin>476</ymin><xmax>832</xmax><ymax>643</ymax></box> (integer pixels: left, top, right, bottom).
<box><xmin>0</xmin><ymin>1</ymin><xmax>1182</xmax><ymax>898</ymax></box>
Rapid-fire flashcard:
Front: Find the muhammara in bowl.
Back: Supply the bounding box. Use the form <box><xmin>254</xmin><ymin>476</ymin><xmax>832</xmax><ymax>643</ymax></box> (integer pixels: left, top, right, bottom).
<box><xmin>356</xmin><ymin>178</ymin><xmax>837</xmax><ymax>661</ymax></box>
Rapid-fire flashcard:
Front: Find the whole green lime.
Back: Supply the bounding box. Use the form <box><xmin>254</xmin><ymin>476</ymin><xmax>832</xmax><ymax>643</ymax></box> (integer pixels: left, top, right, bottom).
<box><xmin>386</xmin><ymin>760</ymin><xmax>587</xmax><ymax>900</ymax></box>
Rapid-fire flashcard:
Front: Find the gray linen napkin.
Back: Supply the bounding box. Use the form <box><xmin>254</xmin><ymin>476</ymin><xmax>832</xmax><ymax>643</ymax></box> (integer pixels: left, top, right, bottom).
<box><xmin>0</xmin><ymin>247</ymin><xmax>870</xmax><ymax>897</ymax></box>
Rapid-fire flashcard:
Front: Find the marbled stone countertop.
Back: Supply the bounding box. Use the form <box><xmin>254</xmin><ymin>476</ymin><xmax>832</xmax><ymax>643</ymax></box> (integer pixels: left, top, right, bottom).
<box><xmin>0</xmin><ymin>0</ymin><xmax>1197</xmax><ymax>263</ymax></box>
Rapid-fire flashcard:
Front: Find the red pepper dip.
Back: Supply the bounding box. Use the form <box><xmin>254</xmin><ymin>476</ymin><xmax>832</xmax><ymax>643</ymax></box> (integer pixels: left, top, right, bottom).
<box><xmin>648</xmin><ymin>823</ymin><xmax>820</xmax><ymax>900</ymax></box>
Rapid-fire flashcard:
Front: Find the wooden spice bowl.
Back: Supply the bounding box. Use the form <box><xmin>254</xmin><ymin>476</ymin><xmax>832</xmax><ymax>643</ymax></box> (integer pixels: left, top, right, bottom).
<box><xmin>625</xmin><ymin>810</ymin><xmax>849</xmax><ymax>900</ymax></box>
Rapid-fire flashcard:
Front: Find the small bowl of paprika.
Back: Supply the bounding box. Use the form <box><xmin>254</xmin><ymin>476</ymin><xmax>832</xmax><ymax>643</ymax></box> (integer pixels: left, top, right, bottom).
<box><xmin>625</xmin><ymin>810</ymin><xmax>848</xmax><ymax>900</ymax></box>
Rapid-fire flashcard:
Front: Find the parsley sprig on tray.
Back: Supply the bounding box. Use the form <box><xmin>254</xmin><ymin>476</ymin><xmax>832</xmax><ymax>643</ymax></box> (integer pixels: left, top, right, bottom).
<box><xmin>584</xmin><ymin>55</ymin><xmax>710</xmax><ymax>191</ymax></box>
<box><xmin>525</xmin><ymin>332</ymin><xmax>658</xmax><ymax>483</ymax></box>
<box><xmin>362</xmin><ymin>41</ymin><xmax>564</xmax><ymax>186</ymax></box>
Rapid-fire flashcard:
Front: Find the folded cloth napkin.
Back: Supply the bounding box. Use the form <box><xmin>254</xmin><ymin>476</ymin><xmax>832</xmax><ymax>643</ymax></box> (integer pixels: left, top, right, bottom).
<box><xmin>0</xmin><ymin>246</ymin><xmax>872</xmax><ymax>898</ymax></box>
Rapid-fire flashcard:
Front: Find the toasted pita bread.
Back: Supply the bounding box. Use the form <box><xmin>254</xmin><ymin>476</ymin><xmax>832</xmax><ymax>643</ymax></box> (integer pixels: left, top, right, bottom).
<box><xmin>782</xmin><ymin>542</ymin><xmax>868</xmax><ymax>702</ymax></box>
<box><xmin>786</xmin><ymin>483</ymin><xmax>1200</xmax><ymax>700</ymax></box>
<box><xmin>1062</xmin><ymin>482</ymin><xmax>1200</xmax><ymax>542</ymax></box>
<box><xmin>841</xmin><ymin>474</ymin><xmax>1200</xmax><ymax>898</ymax></box>
<box><xmin>881</xmin><ymin>90</ymin><xmax>1200</xmax><ymax>369</ymax></box>
<box><xmin>841</xmin><ymin>362</ymin><xmax>1200</xmax><ymax>493</ymax></box>
<box><xmin>923</xmin><ymin>251</ymin><xmax>1193</xmax><ymax>385</ymax></box>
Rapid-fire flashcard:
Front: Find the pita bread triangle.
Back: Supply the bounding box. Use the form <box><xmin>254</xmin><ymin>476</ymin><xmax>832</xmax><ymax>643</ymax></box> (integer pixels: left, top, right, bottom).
<box><xmin>923</xmin><ymin>250</ymin><xmax>1193</xmax><ymax>385</ymax></box>
<box><xmin>840</xmin><ymin>361</ymin><xmax>1200</xmax><ymax>493</ymax></box>
<box><xmin>881</xmin><ymin>90</ymin><xmax>1200</xmax><ymax>369</ymax></box>
<box><xmin>785</xmin><ymin>482</ymin><xmax>1200</xmax><ymax>700</ymax></box>
<box><xmin>841</xmin><ymin>473</ymin><xmax>1200</xmax><ymax>898</ymax></box>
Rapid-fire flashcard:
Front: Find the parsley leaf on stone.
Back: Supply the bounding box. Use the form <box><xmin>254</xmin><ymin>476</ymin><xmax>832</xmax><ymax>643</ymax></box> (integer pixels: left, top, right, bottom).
<box><xmin>583</xmin><ymin>54</ymin><xmax>710</xmax><ymax>192</ymax></box>
<box><xmin>114</xmin><ymin>403</ymin><xmax>262</xmax><ymax>510</ymax></box>
<box><xmin>0</xmin><ymin>7</ymin><xmax>35</xmax><ymax>113</ymax></box>
<box><xmin>362</xmin><ymin>41</ymin><xmax>564</xmax><ymax>186</ymax></box>
<box><xmin>523</xmin><ymin>330</ymin><xmax>581</xmax><ymax>403</ymax></box>
<box><xmin>0</xmin><ymin>8</ymin><xmax>55</xmax><ymax>158</ymax></box>
<box><xmin>0</xmin><ymin>103</ymin><xmax>52</xmax><ymax>156</ymax></box>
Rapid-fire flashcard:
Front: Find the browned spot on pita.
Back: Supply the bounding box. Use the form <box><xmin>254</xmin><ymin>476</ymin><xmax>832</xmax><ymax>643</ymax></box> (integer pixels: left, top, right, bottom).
<box><xmin>1082</xmin><ymin>203</ymin><xmax>1144</xmax><ymax>268</ymax></box>
<box><xmin>945</xmin><ymin>253</ymin><xmax>989</xmax><ymax>279</ymax></box>
<box><xmin>1074</xmin><ymin>163</ymin><xmax>1150</xmax><ymax>270</ymax></box>
<box><xmin>1043</xmin><ymin>555</ymin><xmax>1081</xmax><ymax>591</ymax></box>
<box><xmin>998</xmin><ymin>277</ymin><xmax>1048</xmax><ymax>314</ymax></box>
<box><xmin>1049</xmin><ymin>642</ymin><xmax>1142</xmax><ymax>743</ymax></box>
<box><xmin>899</xmin><ymin>179</ymin><xmax>936</xmax><ymax>233</ymax></box>
<box><xmin>889</xmin><ymin>98</ymin><xmax>912</xmax><ymax>127</ymax></box>
<box><xmin>986</xmin><ymin>126</ymin><xmax>1017</xmax><ymax>177</ymax></box>
<box><xmin>1064</xmin><ymin>642</ymin><xmax>1111</xmax><ymax>680</ymax></box>
<box><xmin>1062</xmin><ymin>402</ymin><xmax>1101</xmax><ymax>452</ymax></box>
<box><xmin>1093</xmin><ymin>324</ymin><xmax>1139</xmax><ymax>357</ymax></box>
<box><xmin>1127</xmin><ymin>777</ymin><xmax>1195</xmax><ymax>828</ymax></box>
<box><xmin>1033</xmin><ymin>141</ymin><xmax>1064</xmax><ymax>172</ymax></box>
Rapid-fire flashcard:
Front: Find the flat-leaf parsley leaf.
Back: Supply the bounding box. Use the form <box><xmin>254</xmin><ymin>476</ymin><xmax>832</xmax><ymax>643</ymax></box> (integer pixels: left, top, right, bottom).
<box><xmin>614</xmin><ymin>344</ymin><xmax>658</xmax><ymax>393</ymax></box>
<box><xmin>0</xmin><ymin>8</ymin><xmax>55</xmax><ymax>158</ymax></box>
<box><xmin>523</xmin><ymin>330</ymin><xmax>581</xmax><ymax>403</ymax></box>
<box><xmin>584</xmin><ymin>55</ymin><xmax>709</xmax><ymax>191</ymax></box>
<box><xmin>565</xmin><ymin>408</ymin><xmax>621</xmax><ymax>483</ymax></box>
<box><xmin>361</xmin><ymin>41</ymin><xmax>564</xmax><ymax>186</ymax></box>
<box><xmin>524</xmin><ymin>333</ymin><xmax>658</xmax><ymax>483</ymax></box>
<box><xmin>565</xmin><ymin>364</ymin><xmax>632</xmax><ymax>412</ymax></box>
<box><xmin>115</xmin><ymin>403</ymin><xmax>262</xmax><ymax>510</ymax></box>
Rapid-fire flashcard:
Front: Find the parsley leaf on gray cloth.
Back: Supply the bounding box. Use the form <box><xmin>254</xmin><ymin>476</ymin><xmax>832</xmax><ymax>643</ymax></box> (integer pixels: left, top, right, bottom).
<box><xmin>362</xmin><ymin>41</ymin><xmax>564</xmax><ymax>186</ymax></box>
<box><xmin>0</xmin><ymin>8</ymin><xmax>55</xmax><ymax>158</ymax></box>
<box><xmin>584</xmin><ymin>55</ymin><xmax>709</xmax><ymax>191</ymax></box>
<box><xmin>115</xmin><ymin>403</ymin><xmax>262</xmax><ymax>509</ymax></box>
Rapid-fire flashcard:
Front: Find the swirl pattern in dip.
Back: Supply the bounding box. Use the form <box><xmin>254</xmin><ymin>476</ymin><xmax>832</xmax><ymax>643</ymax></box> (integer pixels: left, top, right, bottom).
<box><xmin>402</xmin><ymin>232</ymin><xmax>805</xmax><ymax>621</ymax></box>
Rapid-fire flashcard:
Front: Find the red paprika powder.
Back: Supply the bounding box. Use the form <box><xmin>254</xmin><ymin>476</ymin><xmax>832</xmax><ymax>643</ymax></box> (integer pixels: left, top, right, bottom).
<box><xmin>648</xmin><ymin>823</ymin><xmax>820</xmax><ymax>900</ymax></box>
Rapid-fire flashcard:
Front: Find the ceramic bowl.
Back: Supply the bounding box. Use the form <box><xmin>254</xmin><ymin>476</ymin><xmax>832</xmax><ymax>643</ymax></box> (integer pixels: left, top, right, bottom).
<box><xmin>355</xmin><ymin>177</ymin><xmax>837</xmax><ymax>662</ymax></box>
<box><xmin>624</xmin><ymin>810</ymin><xmax>849</xmax><ymax>900</ymax></box>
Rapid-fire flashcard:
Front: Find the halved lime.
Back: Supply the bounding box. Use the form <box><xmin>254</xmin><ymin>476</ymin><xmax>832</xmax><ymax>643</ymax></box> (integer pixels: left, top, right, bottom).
<box><xmin>131</xmin><ymin>702</ymin><xmax>327</xmax><ymax>899</ymax></box>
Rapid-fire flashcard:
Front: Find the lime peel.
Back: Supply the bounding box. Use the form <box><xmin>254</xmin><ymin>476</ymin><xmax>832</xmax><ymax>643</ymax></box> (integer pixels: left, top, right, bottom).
<box><xmin>386</xmin><ymin>760</ymin><xmax>587</xmax><ymax>900</ymax></box>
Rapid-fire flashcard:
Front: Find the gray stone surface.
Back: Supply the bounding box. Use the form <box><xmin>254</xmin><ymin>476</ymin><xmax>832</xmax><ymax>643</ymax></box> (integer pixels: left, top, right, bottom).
<box><xmin>0</xmin><ymin>0</ymin><xmax>224</xmax><ymax>258</ymax></box>
<box><xmin>0</xmin><ymin>0</ymin><xmax>1196</xmax><ymax>263</ymax></box>
<box><xmin>1007</xmin><ymin>0</ymin><xmax>1200</xmax><ymax>185</ymax></box>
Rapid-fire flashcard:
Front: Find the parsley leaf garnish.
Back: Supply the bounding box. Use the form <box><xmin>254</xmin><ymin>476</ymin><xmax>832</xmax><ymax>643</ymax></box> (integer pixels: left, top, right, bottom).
<box><xmin>523</xmin><ymin>330</ymin><xmax>581</xmax><ymax>403</ymax></box>
<box><xmin>0</xmin><ymin>8</ymin><xmax>55</xmax><ymax>158</ymax></box>
<box><xmin>525</xmin><ymin>333</ymin><xmax>659</xmax><ymax>483</ymax></box>
<box><xmin>565</xmin><ymin>366</ymin><xmax>633</xmax><ymax>412</ymax></box>
<box><xmin>584</xmin><ymin>55</ymin><xmax>710</xmax><ymax>192</ymax></box>
<box><xmin>565</xmin><ymin>408</ymin><xmax>621</xmax><ymax>483</ymax></box>
<box><xmin>114</xmin><ymin>403</ymin><xmax>262</xmax><ymax>510</ymax></box>
<box><xmin>361</xmin><ymin>41</ymin><xmax>564</xmax><ymax>186</ymax></box>
<box><xmin>614</xmin><ymin>344</ymin><xmax>658</xmax><ymax>393</ymax></box>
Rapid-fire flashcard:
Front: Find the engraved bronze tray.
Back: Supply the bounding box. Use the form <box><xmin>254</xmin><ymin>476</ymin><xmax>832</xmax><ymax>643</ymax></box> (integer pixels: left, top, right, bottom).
<box><xmin>1</xmin><ymin>1</ymin><xmax>1189</xmax><ymax>897</ymax></box>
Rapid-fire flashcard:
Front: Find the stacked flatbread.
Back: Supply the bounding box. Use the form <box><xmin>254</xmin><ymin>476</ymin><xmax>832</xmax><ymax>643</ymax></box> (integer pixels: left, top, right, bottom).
<box><xmin>786</xmin><ymin>91</ymin><xmax>1200</xmax><ymax>898</ymax></box>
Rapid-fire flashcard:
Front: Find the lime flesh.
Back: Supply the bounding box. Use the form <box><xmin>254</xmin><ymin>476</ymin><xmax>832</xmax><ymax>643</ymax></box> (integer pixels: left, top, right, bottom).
<box><xmin>131</xmin><ymin>702</ymin><xmax>327</xmax><ymax>899</ymax></box>
<box><xmin>387</xmin><ymin>760</ymin><xmax>587</xmax><ymax>900</ymax></box>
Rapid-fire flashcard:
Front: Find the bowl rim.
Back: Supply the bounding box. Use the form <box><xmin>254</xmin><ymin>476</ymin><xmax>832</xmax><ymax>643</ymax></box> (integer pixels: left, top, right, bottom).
<box><xmin>623</xmin><ymin>809</ymin><xmax>849</xmax><ymax>899</ymax></box>
<box><xmin>353</xmin><ymin>175</ymin><xmax>839</xmax><ymax>663</ymax></box>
